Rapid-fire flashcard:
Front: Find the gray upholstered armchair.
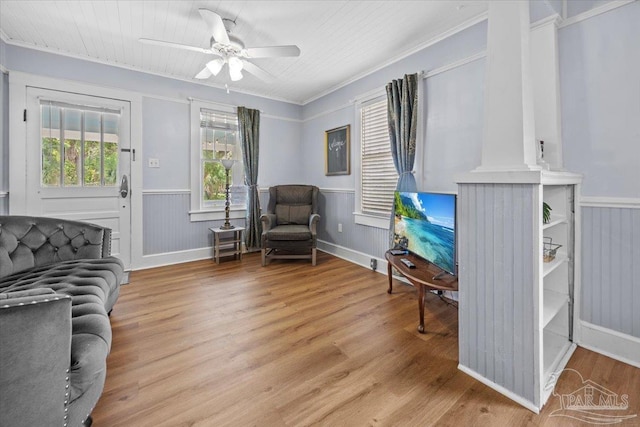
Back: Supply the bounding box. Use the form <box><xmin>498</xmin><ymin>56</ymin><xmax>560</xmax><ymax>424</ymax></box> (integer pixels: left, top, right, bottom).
<box><xmin>260</xmin><ymin>185</ymin><xmax>320</xmax><ymax>266</ymax></box>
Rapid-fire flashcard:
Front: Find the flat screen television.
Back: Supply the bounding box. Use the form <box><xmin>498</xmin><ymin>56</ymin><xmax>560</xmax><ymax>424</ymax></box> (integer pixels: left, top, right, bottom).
<box><xmin>393</xmin><ymin>191</ymin><xmax>457</xmax><ymax>276</ymax></box>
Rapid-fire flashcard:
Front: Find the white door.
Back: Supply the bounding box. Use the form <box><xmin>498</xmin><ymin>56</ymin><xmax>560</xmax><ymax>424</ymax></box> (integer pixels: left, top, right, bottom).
<box><xmin>25</xmin><ymin>87</ymin><xmax>132</xmax><ymax>269</ymax></box>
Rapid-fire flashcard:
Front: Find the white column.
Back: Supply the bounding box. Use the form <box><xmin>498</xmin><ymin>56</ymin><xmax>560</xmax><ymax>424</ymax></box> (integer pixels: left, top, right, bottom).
<box><xmin>531</xmin><ymin>17</ymin><xmax>563</xmax><ymax>170</ymax></box>
<box><xmin>476</xmin><ymin>0</ymin><xmax>539</xmax><ymax>172</ymax></box>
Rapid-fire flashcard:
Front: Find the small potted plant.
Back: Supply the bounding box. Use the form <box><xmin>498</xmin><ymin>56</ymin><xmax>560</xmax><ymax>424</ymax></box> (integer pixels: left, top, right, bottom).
<box><xmin>542</xmin><ymin>202</ymin><xmax>552</xmax><ymax>224</ymax></box>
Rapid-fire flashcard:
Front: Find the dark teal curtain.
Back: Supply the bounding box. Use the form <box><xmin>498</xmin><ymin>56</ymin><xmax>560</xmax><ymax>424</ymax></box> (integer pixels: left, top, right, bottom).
<box><xmin>386</xmin><ymin>73</ymin><xmax>419</xmax><ymax>248</ymax></box>
<box><xmin>238</xmin><ymin>106</ymin><xmax>261</xmax><ymax>251</ymax></box>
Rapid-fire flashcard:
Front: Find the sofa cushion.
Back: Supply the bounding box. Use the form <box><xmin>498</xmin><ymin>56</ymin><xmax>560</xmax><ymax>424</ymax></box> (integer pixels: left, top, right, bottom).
<box><xmin>265</xmin><ymin>225</ymin><xmax>312</xmax><ymax>241</ymax></box>
<box><xmin>275</xmin><ymin>204</ymin><xmax>312</xmax><ymax>225</ymax></box>
<box><xmin>0</xmin><ymin>216</ymin><xmax>107</xmax><ymax>279</ymax></box>
<box><xmin>0</xmin><ymin>257</ymin><xmax>123</xmax><ymax>344</ymax></box>
<box><xmin>275</xmin><ymin>185</ymin><xmax>314</xmax><ymax>205</ymax></box>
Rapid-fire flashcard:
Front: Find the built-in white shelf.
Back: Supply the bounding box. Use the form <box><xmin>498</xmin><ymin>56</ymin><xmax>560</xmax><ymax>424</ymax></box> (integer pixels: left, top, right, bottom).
<box><xmin>543</xmin><ymin>329</ymin><xmax>575</xmax><ymax>382</ymax></box>
<box><xmin>543</xmin><ymin>289</ymin><xmax>568</xmax><ymax>328</ymax></box>
<box><xmin>543</xmin><ymin>252</ymin><xmax>567</xmax><ymax>277</ymax></box>
<box><xmin>542</xmin><ymin>216</ymin><xmax>567</xmax><ymax>230</ymax></box>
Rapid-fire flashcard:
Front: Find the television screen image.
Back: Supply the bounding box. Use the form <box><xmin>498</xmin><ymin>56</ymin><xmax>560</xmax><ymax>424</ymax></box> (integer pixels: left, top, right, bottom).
<box><xmin>393</xmin><ymin>191</ymin><xmax>456</xmax><ymax>275</ymax></box>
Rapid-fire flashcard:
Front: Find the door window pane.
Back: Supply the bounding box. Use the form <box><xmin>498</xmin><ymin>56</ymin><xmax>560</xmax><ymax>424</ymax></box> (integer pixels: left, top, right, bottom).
<box><xmin>84</xmin><ymin>111</ymin><xmax>101</xmax><ymax>186</ymax></box>
<box><xmin>40</xmin><ymin>102</ymin><xmax>120</xmax><ymax>188</ymax></box>
<box><xmin>41</xmin><ymin>104</ymin><xmax>61</xmax><ymax>187</ymax></box>
<box><xmin>103</xmin><ymin>113</ymin><xmax>119</xmax><ymax>186</ymax></box>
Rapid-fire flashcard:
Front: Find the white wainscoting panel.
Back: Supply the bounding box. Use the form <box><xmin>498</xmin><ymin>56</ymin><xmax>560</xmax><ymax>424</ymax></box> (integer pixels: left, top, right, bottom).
<box><xmin>457</xmin><ymin>183</ymin><xmax>538</xmax><ymax>406</ymax></box>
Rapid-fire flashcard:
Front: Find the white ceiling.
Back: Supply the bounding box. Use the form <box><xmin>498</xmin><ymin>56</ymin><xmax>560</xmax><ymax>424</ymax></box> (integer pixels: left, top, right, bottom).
<box><xmin>0</xmin><ymin>1</ymin><xmax>488</xmax><ymax>104</ymax></box>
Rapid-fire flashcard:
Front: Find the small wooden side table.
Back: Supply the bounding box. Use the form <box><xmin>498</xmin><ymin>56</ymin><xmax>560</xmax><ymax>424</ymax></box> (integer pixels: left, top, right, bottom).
<box><xmin>385</xmin><ymin>250</ymin><xmax>458</xmax><ymax>333</ymax></box>
<box><xmin>209</xmin><ymin>226</ymin><xmax>245</xmax><ymax>264</ymax></box>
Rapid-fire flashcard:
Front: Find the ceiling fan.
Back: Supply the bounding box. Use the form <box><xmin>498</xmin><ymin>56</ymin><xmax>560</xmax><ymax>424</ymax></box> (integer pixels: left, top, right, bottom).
<box><xmin>139</xmin><ymin>9</ymin><xmax>300</xmax><ymax>82</ymax></box>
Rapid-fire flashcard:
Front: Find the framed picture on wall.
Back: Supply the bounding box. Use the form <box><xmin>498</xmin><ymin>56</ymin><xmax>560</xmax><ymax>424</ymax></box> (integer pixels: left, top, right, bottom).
<box><xmin>325</xmin><ymin>125</ymin><xmax>350</xmax><ymax>176</ymax></box>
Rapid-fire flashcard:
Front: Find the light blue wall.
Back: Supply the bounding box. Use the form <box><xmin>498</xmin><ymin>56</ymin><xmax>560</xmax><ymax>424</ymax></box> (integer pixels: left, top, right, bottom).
<box><xmin>560</xmin><ymin>1</ymin><xmax>640</xmax><ymax>198</ymax></box>
<box><xmin>259</xmin><ymin>116</ymin><xmax>304</xmax><ymax>186</ymax></box>
<box><xmin>559</xmin><ymin>1</ymin><xmax>640</xmax><ymax>339</ymax></box>
<box><xmin>142</xmin><ymin>98</ymin><xmax>190</xmax><ymax>190</ymax></box>
<box><xmin>421</xmin><ymin>58</ymin><xmax>484</xmax><ymax>193</ymax></box>
<box><xmin>566</xmin><ymin>0</ymin><xmax>616</xmax><ymax>17</ymax></box>
<box><xmin>301</xmin><ymin>21</ymin><xmax>487</xmax><ymax>256</ymax></box>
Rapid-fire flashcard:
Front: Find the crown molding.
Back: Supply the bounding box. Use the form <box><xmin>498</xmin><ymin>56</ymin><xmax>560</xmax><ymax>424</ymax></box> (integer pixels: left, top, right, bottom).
<box><xmin>558</xmin><ymin>0</ymin><xmax>636</xmax><ymax>28</ymax></box>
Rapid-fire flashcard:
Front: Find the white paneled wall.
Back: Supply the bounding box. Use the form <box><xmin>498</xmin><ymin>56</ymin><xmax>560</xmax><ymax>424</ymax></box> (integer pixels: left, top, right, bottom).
<box><xmin>143</xmin><ymin>192</ymin><xmax>244</xmax><ymax>255</ymax></box>
<box><xmin>458</xmin><ymin>183</ymin><xmax>538</xmax><ymax>405</ymax></box>
<box><xmin>581</xmin><ymin>206</ymin><xmax>640</xmax><ymax>338</ymax></box>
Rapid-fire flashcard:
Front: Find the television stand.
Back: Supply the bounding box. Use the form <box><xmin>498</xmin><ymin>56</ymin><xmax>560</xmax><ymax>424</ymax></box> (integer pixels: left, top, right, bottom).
<box><xmin>385</xmin><ymin>250</ymin><xmax>458</xmax><ymax>333</ymax></box>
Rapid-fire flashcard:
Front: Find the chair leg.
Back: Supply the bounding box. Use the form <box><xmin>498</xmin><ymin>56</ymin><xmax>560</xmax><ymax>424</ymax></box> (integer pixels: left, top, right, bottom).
<box><xmin>261</xmin><ymin>248</ymin><xmax>266</xmax><ymax>266</ymax></box>
<box><xmin>312</xmin><ymin>248</ymin><xmax>317</xmax><ymax>266</ymax></box>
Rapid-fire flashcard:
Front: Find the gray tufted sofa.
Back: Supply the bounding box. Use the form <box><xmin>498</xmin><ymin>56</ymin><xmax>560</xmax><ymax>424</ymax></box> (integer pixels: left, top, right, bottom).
<box><xmin>0</xmin><ymin>216</ymin><xmax>124</xmax><ymax>427</ymax></box>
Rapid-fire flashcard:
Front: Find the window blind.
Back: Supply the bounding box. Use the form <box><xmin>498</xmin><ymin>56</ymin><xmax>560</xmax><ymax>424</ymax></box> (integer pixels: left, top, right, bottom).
<box><xmin>361</xmin><ymin>99</ymin><xmax>397</xmax><ymax>216</ymax></box>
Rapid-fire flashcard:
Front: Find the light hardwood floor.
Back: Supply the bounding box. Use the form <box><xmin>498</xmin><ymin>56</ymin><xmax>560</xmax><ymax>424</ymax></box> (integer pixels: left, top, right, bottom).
<box><xmin>93</xmin><ymin>252</ymin><xmax>640</xmax><ymax>426</ymax></box>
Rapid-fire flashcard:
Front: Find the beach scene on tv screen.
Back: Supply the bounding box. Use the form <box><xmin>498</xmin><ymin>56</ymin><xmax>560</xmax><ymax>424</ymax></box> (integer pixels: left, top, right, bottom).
<box><xmin>393</xmin><ymin>192</ymin><xmax>456</xmax><ymax>274</ymax></box>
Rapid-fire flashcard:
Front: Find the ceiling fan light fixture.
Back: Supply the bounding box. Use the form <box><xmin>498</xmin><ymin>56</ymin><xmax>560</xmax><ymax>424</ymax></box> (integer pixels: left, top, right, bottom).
<box><xmin>228</xmin><ymin>56</ymin><xmax>244</xmax><ymax>81</ymax></box>
<box><xmin>206</xmin><ymin>58</ymin><xmax>225</xmax><ymax>76</ymax></box>
<box><xmin>228</xmin><ymin>56</ymin><xmax>244</xmax><ymax>72</ymax></box>
<box><xmin>229</xmin><ymin>67</ymin><xmax>243</xmax><ymax>81</ymax></box>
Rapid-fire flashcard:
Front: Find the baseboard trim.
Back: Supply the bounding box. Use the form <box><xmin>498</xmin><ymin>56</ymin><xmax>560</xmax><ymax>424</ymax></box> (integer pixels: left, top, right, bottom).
<box><xmin>135</xmin><ymin>241</ymin><xmax>381</xmax><ymax>273</ymax></box>
<box><xmin>317</xmin><ymin>240</ymin><xmax>387</xmax><ymax>275</ymax></box>
<box><xmin>457</xmin><ymin>364</ymin><xmax>540</xmax><ymax>414</ymax></box>
<box><xmin>577</xmin><ymin>321</ymin><xmax>640</xmax><ymax>369</ymax></box>
<box><xmin>137</xmin><ymin>247</ymin><xmax>213</xmax><ymax>270</ymax></box>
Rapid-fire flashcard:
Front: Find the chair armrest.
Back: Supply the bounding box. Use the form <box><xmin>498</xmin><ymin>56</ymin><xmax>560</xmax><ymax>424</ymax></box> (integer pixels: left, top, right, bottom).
<box><xmin>260</xmin><ymin>213</ymin><xmax>277</xmax><ymax>231</ymax></box>
<box><xmin>0</xmin><ymin>291</ymin><xmax>72</xmax><ymax>427</ymax></box>
<box><xmin>309</xmin><ymin>214</ymin><xmax>320</xmax><ymax>234</ymax></box>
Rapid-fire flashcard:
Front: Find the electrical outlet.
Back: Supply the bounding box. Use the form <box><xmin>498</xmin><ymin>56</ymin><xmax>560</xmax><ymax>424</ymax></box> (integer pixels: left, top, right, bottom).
<box><xmin>148</xmin><ymin>158</ymin><xmax>160</xmax><ymax>168</ymax></box>
<box><xmin>338</xmin><ymin>223</ymin><xmax>342</xmax><ymax>233</ymax></box>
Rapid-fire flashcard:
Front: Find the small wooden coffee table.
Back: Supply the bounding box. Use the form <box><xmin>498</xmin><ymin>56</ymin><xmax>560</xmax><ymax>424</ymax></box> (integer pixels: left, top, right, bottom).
<box><xmin>385</xmin><ymin>250</ymin><xmax>458</xmax><ymax>333</ymax></box>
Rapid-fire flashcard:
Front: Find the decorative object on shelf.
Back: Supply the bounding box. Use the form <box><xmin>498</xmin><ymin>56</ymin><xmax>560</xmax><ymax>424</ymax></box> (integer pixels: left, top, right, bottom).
<box><xmin>325</xmin><ymin>125</ymin><xmax>350</xmax><ymax>175</ymax></box>
<box><xmin>537</xmin><ymin>140</ymin><xmax>550</xmax><ymax>170</ymax></box>
<box><xmin>543</xmin><ymin>237</ymin><xmax>562</xmax><ymax>263</ymax></box>
<box><xmin>542</xmin><ymin>202</ymin><xmax>552</xmax><ymax>224</ymax></box>
<box><xmin>220</xmin><ymin>159</ymin><xmax>235</xmax><ymax>230</ymax></box>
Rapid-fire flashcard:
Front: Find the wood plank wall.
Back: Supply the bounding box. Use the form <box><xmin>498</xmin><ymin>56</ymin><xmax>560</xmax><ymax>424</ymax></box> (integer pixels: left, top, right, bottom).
<box><xmin>581</xmin><ymin>206</ymin><xmax>640</xmax><ymax>338</ymax></box>
<box><xmin>457</xmin><ymin>183</ymin><xmax>538</xmax><ymax>406</ymax></box>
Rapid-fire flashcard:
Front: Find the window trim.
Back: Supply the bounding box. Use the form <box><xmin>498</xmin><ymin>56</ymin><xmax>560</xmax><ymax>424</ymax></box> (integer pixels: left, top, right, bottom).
<box><xmin>189</xmin><ymin>99</ymin><xmax>246</xmax><ymax>222</ymax></box>
<box><xmin>353</xmin><ymin>91</ymin><xmax>394</xmax><ymax>230</ymax></box>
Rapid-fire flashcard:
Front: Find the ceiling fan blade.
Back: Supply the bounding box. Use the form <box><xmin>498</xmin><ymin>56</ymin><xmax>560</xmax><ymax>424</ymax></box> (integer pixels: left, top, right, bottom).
<box><xmin>139</xmin><ymin>38</ymin><xmax>211</xmax><ymax>54</ymax></box>
<box><xmin>199</xmin><ymin>9</ymin><xmax>230</xmax><ymax>45</ymax></box>
<box><xmin>244</xmin><ymin>45</ymin><xmax>300</xmax><ymax>58</ymax></box>
<box><xmin>242</xmin><ymin>60</ymin><xmax>275</xmax><ymax>82</ymax></box>
<box><xmin>194</xmin><ymin>67</ymin><xmax>212</xmax><ymax>80</ymax></box>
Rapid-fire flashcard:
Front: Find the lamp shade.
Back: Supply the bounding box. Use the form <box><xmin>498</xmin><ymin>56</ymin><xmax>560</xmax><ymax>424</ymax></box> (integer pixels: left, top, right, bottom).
<box><xmin>221</xmin><ymin>159</ymin><xmax>235</xmax><ymax>170</ymax></box>
<box><xmin>228</xmin><ymin>57</ymin><xmax>244</xmax><ymax>81</ymax></box>
<box><xmin>206</xmin><ymin>58</ymin><xmax>225</xmax><ymax>76</ymax></box>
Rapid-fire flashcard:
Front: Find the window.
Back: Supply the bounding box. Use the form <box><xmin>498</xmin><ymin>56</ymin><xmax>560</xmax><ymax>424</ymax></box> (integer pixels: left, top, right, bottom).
<box><xmin>190</xmin><ymin>100</ymin><xmax>245</xmax><ymax>221</ymax></box>
<box><xmin>355</xmin><ymin>96</ymin><xmax>397</xmax><ymax>228</ymax></box>
<box><xmin>40</xmin><ymin>100</ymin><xmax>120</xmax><ymax>188</ymax></box>
<box><xmin>200</xmin><ymin>108</ymin><xmax>242</xmax><ymax>206</ymax></box>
